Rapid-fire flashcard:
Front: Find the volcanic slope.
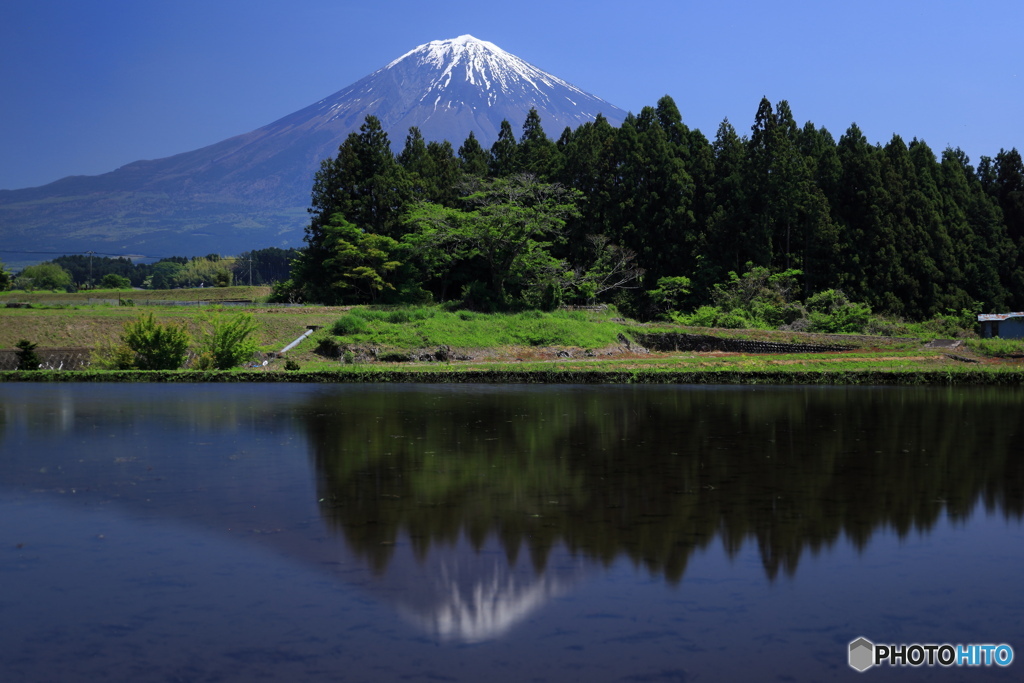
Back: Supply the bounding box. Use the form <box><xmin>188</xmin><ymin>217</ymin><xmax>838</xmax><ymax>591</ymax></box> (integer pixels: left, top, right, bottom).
<box><xmin>0</xmin><ymin>35</ymin><xmax>627</xmax><ymax>262</ymax></box>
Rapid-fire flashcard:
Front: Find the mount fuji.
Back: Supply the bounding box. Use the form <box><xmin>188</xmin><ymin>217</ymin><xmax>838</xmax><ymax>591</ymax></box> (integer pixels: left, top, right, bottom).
<box><xmin>0</xmin><ymin>36</ymin><xmax>627</xmax><ymax>262</ymax></box>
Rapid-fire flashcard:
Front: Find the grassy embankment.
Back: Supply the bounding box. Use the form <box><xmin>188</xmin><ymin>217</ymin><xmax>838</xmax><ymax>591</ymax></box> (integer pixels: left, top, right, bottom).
<box><xmin>0</xmin><ymin>290</ymin><xmax>1022</xmax><ymax>383</ymax></box>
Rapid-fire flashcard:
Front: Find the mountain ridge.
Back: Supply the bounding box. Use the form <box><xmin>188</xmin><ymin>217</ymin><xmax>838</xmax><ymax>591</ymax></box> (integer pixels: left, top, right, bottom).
<box><xmin>0</xmin><ymin>36</ymin><xmax>627</xmax><ymax>263</ymax></box>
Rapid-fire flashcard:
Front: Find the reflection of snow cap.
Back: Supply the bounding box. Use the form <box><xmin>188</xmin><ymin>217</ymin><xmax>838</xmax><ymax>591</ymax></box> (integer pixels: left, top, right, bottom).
<box><xmin>371</xmin><ymin>532</ymin><xmax>589</xmax><ymax>643</ymax></box>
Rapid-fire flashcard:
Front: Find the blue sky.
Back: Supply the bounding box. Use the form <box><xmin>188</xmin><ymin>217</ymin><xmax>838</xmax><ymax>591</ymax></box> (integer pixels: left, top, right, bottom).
<box><xmin>2</xmin><ymin>0</ymin><xmax>1021</xmax><ymax>190</ymax></box>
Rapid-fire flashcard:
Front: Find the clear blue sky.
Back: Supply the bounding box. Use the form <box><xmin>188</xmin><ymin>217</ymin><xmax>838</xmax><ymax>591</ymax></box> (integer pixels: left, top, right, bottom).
<box><xmin>2</xmin><ymin>0</ymin><xmax>1021</xmax><ymax>190</ymax></box>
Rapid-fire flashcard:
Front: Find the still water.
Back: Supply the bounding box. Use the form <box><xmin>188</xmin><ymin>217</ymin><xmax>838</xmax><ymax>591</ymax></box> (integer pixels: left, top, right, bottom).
<box><xmin>1</xmin><ymin>383</ymin><xmax>1021</xmax><ymax>682</ymax></box>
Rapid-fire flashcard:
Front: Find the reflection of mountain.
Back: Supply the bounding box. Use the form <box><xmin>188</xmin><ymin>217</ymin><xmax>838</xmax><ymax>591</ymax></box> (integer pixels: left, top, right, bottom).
<box><xmin>307</xmin><ymin>385</ymin><xmax>1024</xmax><ymax>582</ymax></box>
<box><xmin>3</xmin><ymin>383</ymin><xmax>1023</xmax><ymax>645</ymax></box>
<box><xmin>367</xmin><ymin>532</ymin><xmax>586</xmax><ymax>642</ymax></box>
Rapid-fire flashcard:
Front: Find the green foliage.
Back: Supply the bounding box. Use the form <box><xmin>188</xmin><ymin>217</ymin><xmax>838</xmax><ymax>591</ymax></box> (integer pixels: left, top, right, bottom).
<box><xmin>14</xmin><ymin>263</ymin><xmax>73</xmax><ymax>291</ymax></box>
<box><xmin>673</xmin><ymin>305</ymin><xmax>753</xmax><ymax>329</ymax></box>
<box><xmin>804</xmin><ymin>290</ymin><xmax>873</xmax><ymax>333</ymax></box>
<box><xmin>688</xmin><ymin>266</ymin><xmax>806</xmax><ymax>329</ymax></box>
<box><xmin>48</xmin><ymin>254</ymin><xmax>147</xmax><ymax>288</ymax></box>
<box><xmin>100</xmin><ymin>273</ymin><xmax>132</xmax><ymax>289</ymax></box>
<box><xmin>119</xmin><ymin>313</ymin><xmax>191</xmax><ymax>370</ymax></box>
<box><xmin>232</xmin><ymin>247</ymin><xmax>301</xmax><ymax>286</ymax></box>
<box><xmin>963</xmin><ymin>337</ymin><xmax>1024</xmax><ymax>357</ymax></box>
<box><xmin>903</xmin><ymin>305</ymin><xmax>982</xmax><ymax>339</ymax></box>
<box><xmin>650</xmin><ymin>276</ymin><xmax>692</xmax><ymax>315</ymax></box>
<box><xmin>15</xmin><ymin>339</ymin><xmax>40</xmax><ymax>370</ymax></box>
<box><xmin>404</xmin><ymin>174</ymin><xmax>580</xmax><ymax>307</ymax></box>
<box><xmin>292</xmin><ymin>107</ymin><xmax>1024</xmax><ymax>319</ymax></box>
<box><xmin>145</xmin><ymin>261</ymin><xmax>182</xmax><ymax>289</ymax></box>
<box><xmin>290</xmin><ymin>218</ymin><xmax>427</xmax><ymax>305</ymax></box>
<box><xmin>0</xmin><ymin>259</ymin><xmax>11</xmax><ymax>291</ymax></box>
<box><xmin>198</xmin><ymin>312</ymin><xmax>260</xmax><ymax>369</ymax></box>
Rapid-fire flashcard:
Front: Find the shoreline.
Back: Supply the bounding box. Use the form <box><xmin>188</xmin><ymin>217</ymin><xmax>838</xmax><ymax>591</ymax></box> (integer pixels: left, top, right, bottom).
<box><xmin>3</xmin><ymin>367</ymin><xmax>1023</xmax><ymax>385</ymax></box>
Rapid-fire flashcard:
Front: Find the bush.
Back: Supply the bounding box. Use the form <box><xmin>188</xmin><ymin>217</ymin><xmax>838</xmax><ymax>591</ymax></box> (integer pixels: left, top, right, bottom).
<box><xmin>120</xmin><ymin>313</ymin><xmax>191</xmax><ymax>370</ymax></box>
<box><xmin>673</xmin><ymin>305</ymin><xmax>752</xmax><ymax>329</ymax></box>
<box><xmin>332</xmin><ymin>314</ymin><xmax>371</xmax><ymax>336</ymax></box>
<box><xmin>910</xmin><ymin>306</ymin><xmax>981</xmax><ymax>339</ymax></box>
<box><xmin>804</xmin><ymin>290</ymin><xmax>872</xmax><ymax>334</ymax></box>
<box><xmin>315</xmin><ymin>337</ymin><xmax>342</xmax><ymax>358</ymax></box>
<box><xmin>100</xmin><ymin>273</ymin><xmax>132</xmax><ymax>290</ymax></box>
<box><xmin>650</xmin><ymin>276</ymin><xmax>692</xmax><ymax>315</ymax></box>
<box><xmin>14</xmin><ymin>263</ymin><xmax>73</xmax><ymax>291</ymax></box>
<box><xmin>198</xmin><ymin>312</ymin><xmax>260</xmax><ymax>369</ymax></box>
<box><xmin>15</xmin><ymin>339</ymin><xmax>40</xmax><ymax>371</ymax></box>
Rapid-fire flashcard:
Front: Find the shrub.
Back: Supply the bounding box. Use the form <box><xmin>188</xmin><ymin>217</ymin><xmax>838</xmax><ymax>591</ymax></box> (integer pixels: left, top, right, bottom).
<box><xmin>199</xmin><ymin>312</ymin><xmax>259</xmax><ymax>369</ymax></box>
<box><xmin>14</xmin><ymin>263</ymin><xmax>73</xmax><ymax>291</ymax></box>
<box><xmin>804</xmin><ymin>290</ymin><xmax>872</xmax><ymax>334</ymax></box>
<box><xmin>100</xmin><ymin>273</ymin><xmax>132</xmax><ymax>290</ymax></box>
<box><xmin>650</xmin><ymin>276</ymin><xmax>692</xmax><ymax>315</ymax></box>
<box><xmin>332</xmin><ymin>314</ymin><xmax>371</xmax><ymax>336</ymax></box>
<box><xmin>121</xmin><ymin>313</ymin><xmax>191</xmax><ymax>370</ymax></box>
<box><xmin>15</xmin><ymin>339</ymin><xmax>40</xmax><ymax>371</ymax></box>
<box><xmin>315</xmin><ymin>337</ymin><xmax>342</xmax><ymax>358</ymax></box>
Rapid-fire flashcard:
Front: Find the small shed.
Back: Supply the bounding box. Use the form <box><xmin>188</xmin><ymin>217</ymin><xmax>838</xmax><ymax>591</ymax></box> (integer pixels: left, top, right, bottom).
<box><xmin>978</xmin><ymin>312</ymin><xmax>1024</xmax><ymax>339</ymax></box>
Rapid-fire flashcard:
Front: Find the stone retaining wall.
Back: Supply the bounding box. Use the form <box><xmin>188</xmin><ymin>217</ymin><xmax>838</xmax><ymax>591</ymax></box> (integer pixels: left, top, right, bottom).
<box><xmin>0</xmin><ymin>347</ymin><xmax>92</xmax><ymax>370</ymax></box>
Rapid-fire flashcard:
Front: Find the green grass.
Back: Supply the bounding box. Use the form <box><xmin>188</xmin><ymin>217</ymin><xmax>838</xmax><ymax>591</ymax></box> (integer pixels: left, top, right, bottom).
<box><xmin>327</xmin><ymin>306</ymin><xmax>634</xmax><ymax>349</ymax></box>
<box><xmin>0</xmin><ymin>285</ymin><xmax>273</xmax><ymax>303</ymax></box>
<box><xmin>962</xmin><ymin>337</ymin><xmax>1024</xmax><ymax>357</ymax></box>
<box><xmin>0</xmin><ymin>305</ymin><xmax>342</xmax><ymax>350</ymax></box>
<box><xmin>2</xmin><ymin>300</ymin><xmax>1020</xmax><ymax>381</ymax></box>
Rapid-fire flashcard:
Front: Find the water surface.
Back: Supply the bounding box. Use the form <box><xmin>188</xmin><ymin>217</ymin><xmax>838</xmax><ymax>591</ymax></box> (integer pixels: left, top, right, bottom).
<box><xmin>1</xmin><ymin>384</ymin><xmax>1021</xmax><ymax>681</ymax></box>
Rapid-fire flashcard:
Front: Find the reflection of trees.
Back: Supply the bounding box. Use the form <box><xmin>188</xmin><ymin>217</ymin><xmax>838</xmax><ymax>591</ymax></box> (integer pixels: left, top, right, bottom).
<box><xmin>306</xmin><ymin>386</ymin><xmax>1024</xmax><ymax>583</ymax></box>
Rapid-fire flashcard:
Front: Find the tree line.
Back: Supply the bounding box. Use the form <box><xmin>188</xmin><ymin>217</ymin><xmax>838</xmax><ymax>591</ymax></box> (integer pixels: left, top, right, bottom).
<box><xmin>4</xmin><ymin>248</ymin><xmax>301</xmax><ymax>292</ymax></box>
<box><xmin>280</xmin><ymin>96</ymin><xmax>1024</xmax><ymax>320</ymax></box>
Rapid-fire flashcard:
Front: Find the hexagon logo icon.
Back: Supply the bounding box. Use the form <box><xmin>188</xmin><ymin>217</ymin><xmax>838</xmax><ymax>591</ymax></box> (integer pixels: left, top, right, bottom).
<box><xmin>849</xmin><ymin>637</ymin><xmax>875</xmax><ymax>672</ymax></box>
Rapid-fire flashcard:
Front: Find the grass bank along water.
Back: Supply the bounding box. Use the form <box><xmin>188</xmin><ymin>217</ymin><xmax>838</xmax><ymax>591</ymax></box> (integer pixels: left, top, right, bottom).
<box><xmin>1</xmin><ymin>298</ymin><xmax>1023</xmax><ymax>382</ymax></box>
<box><xmin>2</xmin><ymin>366</ymin><xmax>1023</xmax><ymax>385</ymax></box>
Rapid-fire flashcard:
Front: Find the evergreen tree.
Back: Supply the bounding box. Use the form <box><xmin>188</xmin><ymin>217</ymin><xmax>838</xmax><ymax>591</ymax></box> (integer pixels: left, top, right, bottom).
<box><xmin>875</xmin><ymin>135</ymin><xmax>938</xmax><ymax>316</ymax></box>
<box><xmin>309</xmin><ymin>115</ymin><xmax>410</xmax><ymax>240</ymax></box>
<box><xmin>398</xmin><ymin>127</ymin><xmax>435</xmax><ymax>201</ymax></box>
<box><xmin>518</xmin><ymin>108</ymin><xmax>557</xmax><ymax>180</ymax></box>
<box><xmin>939</xmin><ymin>147</ymin><xmax>1017</xmax><ymax>311</ymax></box>
<box><xmin>744</xmin><ymin>99</ymin><xmax>813</xmax><ymax>273</ymax></box>
<box><xmin>702</xmin><ymin>118</ymin><xmax>748</xmax><ymax>288</ymax></box>
<box><xmin>489</xmin><ymin>120</ymin><xmax>520</xmax><ymax>177</ymax></box>
<box><xmin>458</xmin><ymin>131</ymin><xmax>490</xmax><ymax>178</ymax></box>
<box><xmin>993</xmin><ymin>149</ymin><xmax>1024</xmax><ymax>247</ymax></box>
<box><xmin>833</xmin><ymin>123</ymin><xmax>887</xmax><ymax>307</ymax></box>
<box><xmin>610</xmin><ymin>108</ymin><xmax>696</xmax><ymax>290</ymax></box>
<box><xmin>555</xmin><ymin>115</ymin><xmax>620</xmax><ymax>264</ymax></box>
<box><xmin>426</xmin><ymin>140</ymin><xmax>461</xmax><ymax>206</ymax></box>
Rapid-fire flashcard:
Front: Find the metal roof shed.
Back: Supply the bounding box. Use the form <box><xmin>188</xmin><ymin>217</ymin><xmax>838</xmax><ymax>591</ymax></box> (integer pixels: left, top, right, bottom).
<box><xmin>978</xmin><ymin>312</ymin><xmax>1024</xmax><ymax>339</ymax></box>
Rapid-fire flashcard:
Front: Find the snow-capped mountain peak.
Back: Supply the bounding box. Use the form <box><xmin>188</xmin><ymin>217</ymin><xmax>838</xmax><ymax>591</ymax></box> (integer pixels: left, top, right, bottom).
<box><xmin>311</xmin><ymin>34</ymin><xmax>627</xmax><ymax>148</ymax></box>
<box><xmin>384</xmin><ymin>35</ymin><xmax>585</xmax><ymax>99</ymax></box>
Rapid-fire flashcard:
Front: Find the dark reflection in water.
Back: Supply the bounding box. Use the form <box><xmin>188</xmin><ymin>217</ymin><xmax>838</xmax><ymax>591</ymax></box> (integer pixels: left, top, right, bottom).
<box><xmin>306</xmin><ymin>384</ymin><xmax>1024</xmax><ymax>581</ymax></box>
<box><xmin>1</xmin><ymin>383</ymin><xmax>1022</xmax><ymax>682</ymax></box>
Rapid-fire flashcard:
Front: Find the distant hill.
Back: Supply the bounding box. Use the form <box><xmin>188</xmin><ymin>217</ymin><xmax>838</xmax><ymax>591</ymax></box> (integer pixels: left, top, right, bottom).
<box><xmin>0</xmin><ymin>35</ymin><xmax>626</xmax><ymax>264</ymax></box>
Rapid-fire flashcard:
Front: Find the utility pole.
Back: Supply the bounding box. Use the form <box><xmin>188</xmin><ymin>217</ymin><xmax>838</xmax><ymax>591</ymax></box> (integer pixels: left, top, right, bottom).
<box><xmin>88</xmin><ymin>250</ymin><xmax>94</xmax><ymax>289</ymax></box>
